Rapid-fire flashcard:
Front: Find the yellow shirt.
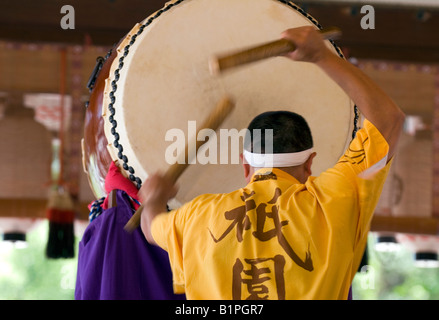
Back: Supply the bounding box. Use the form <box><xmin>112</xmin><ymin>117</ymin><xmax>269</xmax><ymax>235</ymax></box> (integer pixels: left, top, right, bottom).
<box><xmin>151</xmin><ymin>119</ymin><xmax>391</xmax><ymax>300</ymax></box>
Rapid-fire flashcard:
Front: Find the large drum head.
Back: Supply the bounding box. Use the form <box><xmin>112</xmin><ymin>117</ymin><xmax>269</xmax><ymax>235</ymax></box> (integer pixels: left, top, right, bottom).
<box><xmin>100</xmin><ymin>0</ymin><xmax>355</xmax><ymax>206</ymax></box>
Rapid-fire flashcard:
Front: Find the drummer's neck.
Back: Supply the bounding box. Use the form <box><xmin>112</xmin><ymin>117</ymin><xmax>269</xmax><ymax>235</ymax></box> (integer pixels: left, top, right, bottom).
<box><xmin>244</xmin><ymin>165</ymin><xmax>309</xmax><ymax>184</ymax></box>
<box><xmin>279</xmin><ymin>166</ymin><xmax>309</xmax><ymax>184</ymax></box>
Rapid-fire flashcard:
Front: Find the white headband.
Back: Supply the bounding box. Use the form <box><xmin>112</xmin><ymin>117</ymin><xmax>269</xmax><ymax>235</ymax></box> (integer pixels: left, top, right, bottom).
<box><xmin>243</xmin><ymin>148</ymin><xmax>314</xmax><ymax>168</ymax></box>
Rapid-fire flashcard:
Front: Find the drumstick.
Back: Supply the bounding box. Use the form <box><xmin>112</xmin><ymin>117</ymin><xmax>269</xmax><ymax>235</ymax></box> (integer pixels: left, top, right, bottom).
<box><xmin>209</xmin><ymin>26</ymin><xmax>341</xmax><ymax>75</ymax></box>
<box><xmin>124</xmin><ymin>96</ymin><xmax>235</xmax><ymax>233</ymax></box>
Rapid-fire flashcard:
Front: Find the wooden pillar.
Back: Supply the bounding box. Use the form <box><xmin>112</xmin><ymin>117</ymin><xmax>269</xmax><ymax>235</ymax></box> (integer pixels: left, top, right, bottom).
<box><xmin>66</xmin><ymin>46</ymin><xmax>84</xmax><ymax>200</ymax></box>
<box><xmin>433</xmin><ymin>67</ymin><xmax>439</xmax><ymax>218</ymax></box>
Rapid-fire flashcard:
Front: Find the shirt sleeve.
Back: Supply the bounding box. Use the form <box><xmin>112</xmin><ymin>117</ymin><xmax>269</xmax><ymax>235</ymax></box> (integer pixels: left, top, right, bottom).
<box><xmin>335</xmin><ymin>119</ymin><xmax>390</xmax><ymax>181</ymax></box>
<box><xmin>311</xmin><ymin>119</ymin><xmax>393</xmax><ymax>280</ymax></box>
<box><xmin>151</xmin><ymin>207</ymin><xmax>188</xmax><ymax>294</ymax></box>
<box><xmin>312</xmin><ymin>120</ymin><xmax>393</xmax><ymax>246</ymax></box>
<box><xmin>333</xmin><ymin>119</ymin><xmax>393</xmax><ymax>234</ymax></box>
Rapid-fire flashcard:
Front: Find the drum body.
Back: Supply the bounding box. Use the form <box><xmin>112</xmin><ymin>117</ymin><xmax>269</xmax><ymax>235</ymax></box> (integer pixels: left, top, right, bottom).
<box><xmin>83</xmin><ymin>50</ymin><xmax>117</xmax><ymax>199</ymax></box>
<box><xmin>83</xmin><ymin>0</ymin><xmax>356</xmax><ymax>205</ymax></box>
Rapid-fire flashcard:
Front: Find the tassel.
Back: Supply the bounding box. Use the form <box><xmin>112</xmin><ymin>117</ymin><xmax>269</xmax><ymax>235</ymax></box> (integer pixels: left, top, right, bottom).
<box><xmin>46</xmin><ymin>187</ymin><xmax>75</xmax><ymax>259</ymax></box>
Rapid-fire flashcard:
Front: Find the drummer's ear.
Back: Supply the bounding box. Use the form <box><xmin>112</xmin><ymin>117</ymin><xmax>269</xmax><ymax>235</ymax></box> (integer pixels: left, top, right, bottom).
<box><xmin>240</xmin><ymin>153</ymin><xmax>252</xmax><ymax>182</ymax></box>
<box><xmin>304</xmin><ymin>152</ymin><xmax>317</xmax><ymax>176</ymax></box>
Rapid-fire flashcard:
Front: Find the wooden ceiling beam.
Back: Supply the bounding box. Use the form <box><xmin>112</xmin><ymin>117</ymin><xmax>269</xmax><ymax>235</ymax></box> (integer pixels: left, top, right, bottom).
<box><xmin>298</xmin><ymin>2</ymin><xmax>439</xmax><ymax>62</ymax></box>
<box><xmin>0</xmin><ymin>1</ymin><xmax>438</xmax><ymax>62</ymax></box>
<box><xmin>0</xmin><ymin>22</ymin><xmax>125</xmax><ymax>47</ymax></box>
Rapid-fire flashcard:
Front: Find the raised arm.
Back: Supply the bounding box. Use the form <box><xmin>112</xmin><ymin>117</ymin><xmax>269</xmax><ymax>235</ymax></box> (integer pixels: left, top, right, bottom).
<box><xmin>139</xmin><ymin>172</ymin><xmax>178</xmax><ymax>245</ymax></box>
<box><xmin>281</xmin><ymin>27</ymin><xmax>405</xmax><ymax>160</ymax></box>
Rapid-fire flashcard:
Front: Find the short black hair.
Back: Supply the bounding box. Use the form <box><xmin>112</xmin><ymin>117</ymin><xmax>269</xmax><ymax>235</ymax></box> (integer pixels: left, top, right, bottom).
<box><xmin>244</xmin><ymin>111</ymin><xmax>313</xmax><ymax>153</ymax></box>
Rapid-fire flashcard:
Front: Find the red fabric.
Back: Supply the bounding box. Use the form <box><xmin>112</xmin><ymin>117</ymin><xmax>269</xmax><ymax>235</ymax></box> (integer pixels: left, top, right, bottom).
<box><xmin>101</xmin><ymin>162</ymin><xmax>140</xmax><ymax>210</ymax></box>
<box><xmin>47</xmin><ymin>208</ymin><xmax>75</xmax><ymax>224</ymax></box>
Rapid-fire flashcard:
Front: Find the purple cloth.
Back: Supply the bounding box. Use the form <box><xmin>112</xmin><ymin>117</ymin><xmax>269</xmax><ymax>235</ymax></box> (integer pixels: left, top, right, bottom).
<box><xmin>75</xmin><ymin>190</ymin><xmax>185</xmax><ymax>300</ymax></box>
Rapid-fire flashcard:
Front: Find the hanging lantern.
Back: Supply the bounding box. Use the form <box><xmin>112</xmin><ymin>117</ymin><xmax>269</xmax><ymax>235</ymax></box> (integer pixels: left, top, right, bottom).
<box><xmin>396</xmin><ymin>234</ymin><xmax>439</xmax><ymax>268</ymax></box>
<box><xmin>392</xmin><ymin>125</ymin><xmax>432</xmax><ymax>220</ymax></box>
<box><xmin>0</xmin><ymin>93</ymin><xmax>52</xmax><ymax>247</ymax></box>
<box><xmin>372</xmin><ymin>118</ymin><xmax>438</xmax><ymax>238</ymax></box>
<box><xmin>372</xmin><ymin>115</ymin><xmax>438</xmax><ymax>265</ymax></box>
<box><xmin>0</xmin><ymin>217</ymin><xmax>42</xmax><ymax>249</ymax></box>
<box><xmin>374</xmin><ymin>233</ymin><xmax>401</xmax><ymax>253</ymax></box>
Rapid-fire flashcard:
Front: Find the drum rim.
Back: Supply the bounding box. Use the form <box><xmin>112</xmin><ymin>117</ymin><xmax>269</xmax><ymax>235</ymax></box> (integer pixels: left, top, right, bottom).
<box><xmin>103</xmin><ymin>0</ymin><xmax>359</xmax><ymax>190</ymax></box>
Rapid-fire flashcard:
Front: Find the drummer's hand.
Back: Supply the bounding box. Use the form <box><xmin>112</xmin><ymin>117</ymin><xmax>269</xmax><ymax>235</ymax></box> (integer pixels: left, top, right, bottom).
<box><xmin>138</xmin><ymin>172</ymin><xmax>178</xmax><ymax>244</ymax></box>
<box><xmin>280</xmin><ymin>26</ymin><xmax>333</xmax><ymax>63</ymax></box>
<box><xmin>139</xmin><ymin>172</ymin><xmax>178</xmax><ymax>207</ymax></box>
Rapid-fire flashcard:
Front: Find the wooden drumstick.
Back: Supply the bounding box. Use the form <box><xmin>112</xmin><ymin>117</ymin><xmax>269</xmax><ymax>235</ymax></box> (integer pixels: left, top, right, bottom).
<box><xmin>209</xmin><ymin>26</ymin><xmax>341</xmax><ymax>75</ymax></box>
<box><xmin>124</xmin><ymin>96</ymin><xmax>235</xmax><ymax>233</ymax></box>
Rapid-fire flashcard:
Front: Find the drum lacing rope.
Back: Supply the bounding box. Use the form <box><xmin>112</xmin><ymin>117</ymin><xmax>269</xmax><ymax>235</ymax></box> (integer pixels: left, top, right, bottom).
<box><xmin>88</xmin><ymin>195</ymin><xmax>141</xmax><ymax>222</ymax></box>
<box><xmin>86</xmin><ymin>49</ymin><xmax>113</xmax><ymax>94</ymax></box>
<box><xmin>89</xmin><ymin>197</ymin><xmax>105</xmax><ymax>222</ymax></box>
<box><xmin>106</xmin><ymin>0</ymin><xmax>360</xmax><ymax>191</ymax></box>
<box><xmin>106</xmin><ymin>0</ymin><xmax>185</xmax><ymax>190</ymax></box>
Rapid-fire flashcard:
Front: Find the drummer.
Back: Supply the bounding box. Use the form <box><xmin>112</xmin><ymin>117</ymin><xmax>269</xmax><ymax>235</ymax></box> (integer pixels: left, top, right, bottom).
<box><xmin>138</xmin><ymin>26</ymin><xmax>405</xmax><ymax>299</ymax></box>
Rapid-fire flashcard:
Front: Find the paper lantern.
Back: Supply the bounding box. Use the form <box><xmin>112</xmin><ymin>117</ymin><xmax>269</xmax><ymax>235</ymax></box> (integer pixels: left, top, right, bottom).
<box><xmin>396</xmin><ymin>234</ymin><xmax>439</xmax><ymax>268</ymax></box>
<box><xmin>0</xmin><ymin>95</ymin><xmax>52</xmax><ymax>246</ymax></box>
<box><xmin>0</xmin><ymin>217</ymin><xmax>42</xmax><ymax>249</ymax></box>
<box><xmin>373</xmin><ymin>121</ymin><xmax>438</xmax><ymax>237</ymax></box>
